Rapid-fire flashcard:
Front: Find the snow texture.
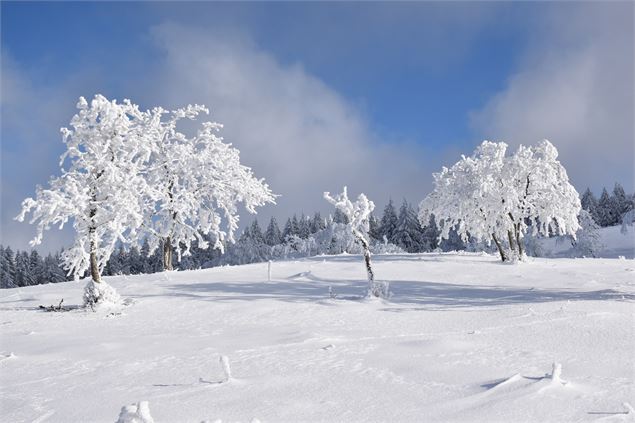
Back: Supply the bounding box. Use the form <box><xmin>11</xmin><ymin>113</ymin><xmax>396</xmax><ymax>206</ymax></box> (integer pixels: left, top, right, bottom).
<box><xmin>1</xmin><ymin>253</ymin><xmax>633</xmax><ymax>422</ymax></box>
<box><xmin>116</xmin><ymin>401</ymin><xmax>155</xmax><ymax>423</ymax></box>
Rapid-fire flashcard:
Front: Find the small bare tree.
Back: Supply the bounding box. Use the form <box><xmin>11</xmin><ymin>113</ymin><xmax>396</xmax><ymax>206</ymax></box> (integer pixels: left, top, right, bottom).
<box><xmin>324</xmin><ymin>187</ymin><xmax>387</xmax><ymax>298</ymax></box>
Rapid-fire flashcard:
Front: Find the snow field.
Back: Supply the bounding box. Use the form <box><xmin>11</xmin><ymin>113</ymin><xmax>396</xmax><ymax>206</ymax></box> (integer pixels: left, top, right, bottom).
<box><xmin>1</xmin><ymin>253</ymin><xmax>634</xmax><ymax>422</ymax></box>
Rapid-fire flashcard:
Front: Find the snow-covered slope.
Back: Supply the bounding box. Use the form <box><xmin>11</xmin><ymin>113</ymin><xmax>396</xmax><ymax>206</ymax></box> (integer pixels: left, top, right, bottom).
<box><xmin>539</xmin><ymin>225</ymin><xmax>635</xmax><ymax>259</ymax></box>
<box><xmin>1</xmin><ymin>253</ymin><xmax>634</xmax><ymax>422</ymax></box>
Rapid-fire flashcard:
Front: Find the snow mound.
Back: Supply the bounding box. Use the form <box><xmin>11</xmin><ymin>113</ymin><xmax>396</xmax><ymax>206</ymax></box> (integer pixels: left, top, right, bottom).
<box><xmin>83</xmin><ymin>280</ymin><xmax>122</xmax><ymax>309</ymax></box>
<box><xmin>116</xmin><ymin>401</ymin><xmax>154</xmax><ymax>423</ymax></box>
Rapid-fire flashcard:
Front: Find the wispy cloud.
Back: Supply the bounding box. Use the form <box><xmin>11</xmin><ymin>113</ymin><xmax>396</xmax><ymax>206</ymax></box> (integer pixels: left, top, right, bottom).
<box><xmin>470</xmin><ymin>2</ymin><xmax>634</xmax><ymax>192</ymax></box>
<box><xmin>140</xmin><ymin>23</ymin><xmax>436</xmax><ymax>224</ymax></box>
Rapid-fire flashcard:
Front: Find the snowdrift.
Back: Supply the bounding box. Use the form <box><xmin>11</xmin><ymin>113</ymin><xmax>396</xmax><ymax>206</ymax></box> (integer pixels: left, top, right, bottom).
<box><xmin>1</xmin><ymin>253</ymin><xmax>633</xmax><ymax>422</ymax></box>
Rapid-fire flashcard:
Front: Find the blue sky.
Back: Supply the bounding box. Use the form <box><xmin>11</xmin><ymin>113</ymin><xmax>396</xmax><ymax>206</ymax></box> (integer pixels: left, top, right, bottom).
<box><xmin>2</xmin><ymin>1</ymin><xmax>633</xmax><ymax>252</ymax></box>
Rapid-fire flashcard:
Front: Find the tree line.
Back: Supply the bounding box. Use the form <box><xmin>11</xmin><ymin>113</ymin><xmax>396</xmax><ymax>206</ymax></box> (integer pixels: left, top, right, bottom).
<box><xmin>3</xmin><ymin>180</ymin><xmax>632</xmax><ymax>289</ymax></box>
<box><xmin>0</xmin><ymin>197</ymin><xmax>440</xmax><ymax>287</ymax></box>
<box><xmin>580</xmin><ymin>183</ymin><xmax>634</xmax><ymax>228</ymax></box>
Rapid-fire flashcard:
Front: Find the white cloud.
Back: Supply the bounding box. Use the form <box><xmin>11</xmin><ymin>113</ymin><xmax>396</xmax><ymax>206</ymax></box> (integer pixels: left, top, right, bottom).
<box><xmin>142</xmin><ymin>23</ymin><xmax>434</xmax><ymax>224</ymax></box>
<box><xmin>470</xmin><ymin>3</ymin><xmax>634</xmax><ymax>192</ymax></box>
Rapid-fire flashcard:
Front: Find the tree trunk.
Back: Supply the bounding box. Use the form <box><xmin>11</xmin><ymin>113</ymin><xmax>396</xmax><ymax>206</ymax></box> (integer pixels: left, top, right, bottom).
<box><xmin>353</xmin><ymin>229</ymin><xmax>375</xmax><ymax>289</ymax></box>
<box><xmin>492</xmin><ymin>233</ymin><xmax>507</xmax><ymax>262</ymax></box>
<box><xmin>507</xmin><ymin>230</ymin><xmax>516</xmax><ymax>256</ymax></box>
<box><xmin>89</xmin><ymin>246</ymin><xmax>101</xmax><ymax>283</ymax></box>
<box><xmin>514</xmin><ymin>223</ymin><xmax>524</xmax><ymax>257</ymax></box>
<box><xmin>163</xmin><ymin>237</ymin><xmax>173</xmax><ymax>271</ymax></box>
<box><xmin>88</xmin><ymin>205</ymin><xmax>101</xmax><ymax>283</ymax></box>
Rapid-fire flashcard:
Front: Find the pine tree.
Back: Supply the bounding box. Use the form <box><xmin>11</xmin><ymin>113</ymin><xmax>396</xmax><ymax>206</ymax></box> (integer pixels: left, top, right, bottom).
<box><xmin>43</xmin><ymin>253</ymin><xmax>67</xmax><ymax>283</ymax></box>
<box><xmin>580</xmin><ymin>188</ymin><xmax>600</xmax><ymax>224</ymax></box>
<box><xmin>612</xmin><ymin>183</ymin><xmax>629</xmax><ymax>220</ymax></box>
<box><xmin>310</xmin><ymin>212</ymin><xmax>326</xmax><ymax>234</ymax></box>
<box><xmin>298</xmin><ymin>214</ymin><xmax>311</xmax><ymax>239</ymax></box>
<box><xmin>421</xmin><ymin>214</ymin><xmax>440</xmax><ymax>251</ymax></box>
<box><xmin>597</xmin><ymin>188</ymin><xmax>615</xmax><ymax>227</ymax></box>
<box><xmin>333</xmin><ymin>208</ymin><xmax>349</xmax><ymax>224</ymax></box>
<box><xmin>379</xmin><ymin>199</ymin><xmax>398</xmax><ymax>243</ymax></box>
<box><xmin>29</xmin><ymin>250</ymin><xmax>44</xmax><ymax>285</ymax></box>
<box><xmin>264</xmin><ymin>217</ymin><xmax>282</xmax><ymax>246</ymax></box>
<box><xmin>250</xmin><ymin>220</ymin><xmax>265</xmax><ymax>244</ymax></box>
<box><xmin>283</xmin><ymin>216</ymin><xmax>300</xmax><ymax>240</ymax></box>
<box><xmin>15</xmin><ymin>251</ymin><xmax>30</xmax><ymax>287</ymax></box>
<box><xmin>368</xmin><ymin>214</ymin><xmax>381</xmax><ymax>241</ymax></box>
<box><xmin>1</xmin><ymin>247</ymin><xmax>17</xmax><ymax>289</ymax></box>
<box><xmin>393</xmin><ymin>200</ymin><xmax>424</xmax><ymax>252</ymax></box>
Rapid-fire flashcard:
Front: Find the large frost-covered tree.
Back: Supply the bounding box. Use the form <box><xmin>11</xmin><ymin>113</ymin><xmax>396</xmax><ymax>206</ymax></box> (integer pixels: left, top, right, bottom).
<box><xmin>419</xmin><ymin>140</ymin><xmax>581</xmax><ymax>262</ymax></box>
<box><xmin>138</xmin><ymin>105</ymin><xmax>276</xmax><ymax>270</ymax></box>
<box><xmin>16</xmin><ymin>95</ymin><xmax>149</xmax><ymax>305</ymax></box>
<box><xmin>324</xmin><ymin>187</ymin><xmax>388</xmax><ymax>298</ymax></box>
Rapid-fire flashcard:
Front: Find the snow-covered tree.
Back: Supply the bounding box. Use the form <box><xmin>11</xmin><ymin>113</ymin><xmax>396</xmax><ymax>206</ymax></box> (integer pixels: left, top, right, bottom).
<box><xmin>597</xmin><ymin>188</ymin><xmax>615</xmax><ymax>227</ymax></box>
<box><xmin>324</xmin><ymin>187</ymin><xmax>385</xmax><ymax>297</ymax></box>
<box><xmin>16</xmin><ymin>95</ymin><xmax>149</xmax><ymax>306</ymax></box>
<box><xmin>612</xmin><ymin>183</ymin><xmax>631</xmax><ymax>219</ymax></box>
<box><xmin>282</xmin><ymin>216</ymin><xmax>300</xmax><ymax>240</ymax></box>
<box><xmin>393</xmin><ymin>200</ymin><xmax>425</xmax><ymax>252</ymax></box>
<box><xmin>580</xmin><ymin>188</ymin><xmax>600</xmax><ymax>224</ymax></box>
<box><xmin>298</xmin><ymin>214</ymin><xmax>311</xmax><ymax>239</ymax></box>
<box><xmin>264</xmin><ymin>217</ymin><xmax>282</xmax><ymax>246</ymax></box>
<box><xmin>310</xmin><ymin>212</ymin><xmax>326</xmax><ymax>233</ymax></box>
<box><xmin>368</xmin><ymin>214</ymin><xmax>382</xmax><ymax>241</ymax></box>
<box><xmin>572</xmin><ymin>209</ymin><xmax>603</xmax><ymax>257</ymax></box>
<box><xmin>379</xmin><ymin>200</ymin><xmax>398</xmax><ymax>243</ymax></box>
<box><xmin>419</xmin><ymin>140</ymin><xmax>581</xmax><ymax>262</ymax></box>
<box><xmin>0</xmin><ymin>246</ymin><xmax>17</xmax><ymax>289</ymax></box>
<box><xmin>138</xmin><ymin>104</ymin><xmax>275</xmax><ymax>270</ymax></box>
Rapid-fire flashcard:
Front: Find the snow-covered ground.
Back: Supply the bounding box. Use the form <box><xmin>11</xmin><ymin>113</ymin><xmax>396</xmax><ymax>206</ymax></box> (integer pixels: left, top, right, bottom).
<box><xmin>539</xmin><ymin>225</ymin><xmax>635</xmax><ymax>259</ymax></box>
<box><xmin>1</xmin><ymin>253</ymin><xmax>634</xmax><ymax>422</ymax></box>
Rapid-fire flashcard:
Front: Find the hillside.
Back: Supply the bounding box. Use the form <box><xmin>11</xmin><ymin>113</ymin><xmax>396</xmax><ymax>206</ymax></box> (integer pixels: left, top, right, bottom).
<box><xmin>1</xmin><ymin>253</ymin><xmax>634</xmax><ymax>422</ymax></box>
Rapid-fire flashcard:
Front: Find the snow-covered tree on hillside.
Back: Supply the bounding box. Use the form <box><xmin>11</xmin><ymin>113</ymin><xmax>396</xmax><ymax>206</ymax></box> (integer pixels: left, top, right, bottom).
<box><xmin>597</xmin><ymin>188</ymin><xmax>615</xmax><ymax>227</ymax></box>
<box><xmin>264</xmin><ymin>217</ymin><xmax>282</xmax><ymax>246</ymax></box>
<box><xmin>419</xmin><ymin>140</ymin><xmax>581</xmax><ymax>262</ymax></box>
<box><xmin>138</xmin><ymin>105</ymin><xmax>276</xmax><ymax>270</ymax></box>
<box><xmin>580</xmin><ymin>188</ymin><xmax>600</xmax><ymax>225</ymax></box>
<box><xmin>16</xmin><ymin>95</ymin><xmax>149</xmax><ymax>306</ymax></box>
<box><xmin>393</xmin><ymin>200</ymin><xmax>425</xmax><ymax>253</ymax></box>
<box><xmin>0</xmin><ymin>247</ymin><xmax>17</xmax><ymax>289</ymax></box>
<box><xmin>572</xmin><ymin>210</ymin><xmax>603</xmax><ymax>257</ymax></box>
<box><xmin>324</xmin><ymin>187</ymin><xmax>387</xmax><ymax>298</ymax></box>
<box><xmin>379</xmin><ymin>200</ymin><xmax>398</xmax><ymax>244</ymax></box>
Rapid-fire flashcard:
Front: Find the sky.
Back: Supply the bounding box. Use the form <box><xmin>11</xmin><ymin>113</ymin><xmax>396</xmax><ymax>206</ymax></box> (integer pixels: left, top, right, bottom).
<box><xmin>1</xmin><ymin>1</ymin><xmax>633</xmax><ymax>253</ymax></box>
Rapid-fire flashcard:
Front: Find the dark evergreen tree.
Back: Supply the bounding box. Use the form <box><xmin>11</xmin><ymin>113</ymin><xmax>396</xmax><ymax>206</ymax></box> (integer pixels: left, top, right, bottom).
<box><xmin>43</xmin><ymin>253</ymin><xmax>67</xmax><ymax>283</ymax></box>
<box><xmin>368</xmin><ymin>214</ymin><xmax>381</xmax><ymax>241</ymax></box>
<box><xmin>612</xmin><ymin>183</ymin><xmax>630</xmax><ymax>219</ymax></box>
<box><xmin>310</xmin><ymin>212</ymin><xmax>326</xmax><ymax>233</ymax></box>
<box><xmin>379</xmin><ymin>199</ymin><xmax>398</xmax><ymax>243</ymax></box>
<box><xmin>128</xmin><ymin>246</ymin><xmax>142</xmax><ymax>274</ymax></box>
<box><xmin>250</xmin><ymin>219</ymin><xmax>265</xmax><ymax>244</ymax></box>
<box><xmin>439</xmin><ymin>226</ymin><xmax>466</xmax><ymax>251</ymax></box>
<box><xmin>282</xmin><ymin>216</ymin><xmax>300</xmax><ymax>240</ymax></box>
<box><xmin>393</xmin><ymin>200</ymin><xmax>425</xmax><ymax>252</ymax></box>
<box><xmin>264</xmin><ymin>217</ymin><xmax>282</xmax><ymax>246</ymax></box>
<box><xmin>580</xmin><ymin>188</ymin><xmax>600</xmax><ymax>224</ymax></box>
<box><xmin>15</xmin><ymin>251</ymin><xmax>30</xmax><ymax>287</ymax></box>
<box><xmin>333</xmin><ymin>208</ymin><xmax>349</xmax><ymax>224</ymax></box>
<box><xmin>29</xmin><ymin>250</ymin><xmax>44</xmax><ymax>285</ymax></box>
<box><xmin>597</xmin><ymin>188</ymin><xmax>616</xmax><ymax>227</ymax></box>
<box><xmin>298</xmin><ymin>214</ymin><xmax>311</xmax><ymax>239</ymax></box>
<box><xmin>421</xmin><ymin>215</ymin><xmax>440</xmax><ymax>251</ymax></box>
<box><xmin>1</xmin><ymin>246</ymin><xmax>17</xmax><ymax>289</ymax></box>
<box><xmin>139</xmin><ymin>239</ymin><xmax>153</xmax><ymax>274</ymax></box>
